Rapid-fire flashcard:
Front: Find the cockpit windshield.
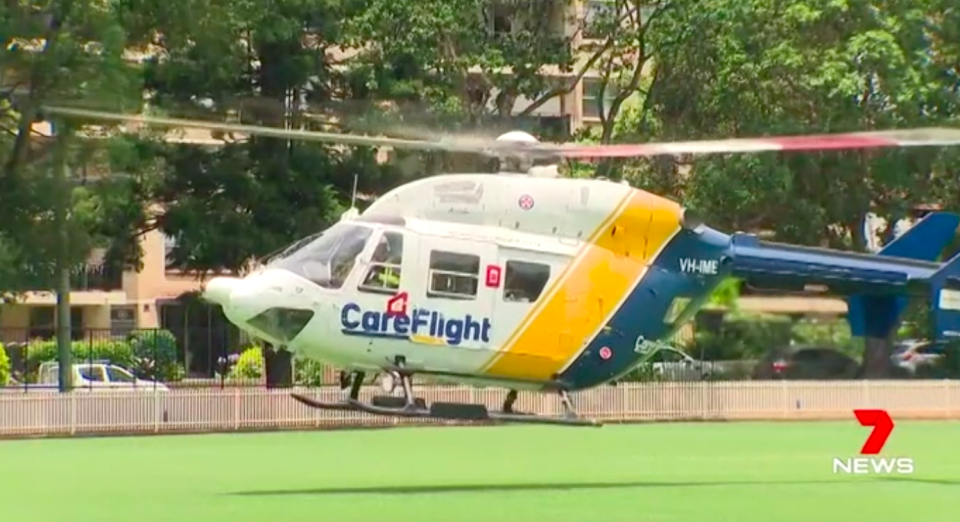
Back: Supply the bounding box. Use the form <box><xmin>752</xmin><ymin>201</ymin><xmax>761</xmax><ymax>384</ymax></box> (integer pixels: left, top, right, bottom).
<box><xmin>267</xmin><ymin>223</ymin><xmax>374</xmax><ymax>289</ymax></box>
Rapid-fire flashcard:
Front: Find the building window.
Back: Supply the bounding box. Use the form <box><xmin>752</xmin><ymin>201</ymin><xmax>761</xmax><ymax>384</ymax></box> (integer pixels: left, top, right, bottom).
<box><xmin>428</xmin><ymin>251</ymin><xmax>480</xmax><ymax>300</ymax></box>
<box><xmin>359</xmin><ymin>232</ymin><xmax>404</xmax><ymax>294</ymax></box>
<box><xmin>583</xmin><ymin>0</ymin><xmax>615</xmax><ymax>40</ymax></box>
<box><xmin>164</xmin><ymin>233</ymin><xmax>178</xmax><ymax>271</ymax></box>
<box><xmin>582</xmin><ymin>78</ymin><xmax>617</xmax><ymax>119</ymax></box>
<box><xmin>503</xmin><ymin>261</ymin><xmax>551</xmax><ymax>302</ymax></box>
<box><xmin>110</xmin><ymin>306</ymin><xmax>138</xmax><ymax>338</ymax></box>
<box><xmin>584</xmin><ymin>2</ymin><xmax>657</xmax><ymax>39</ymax></box>
<box><xmin>484</xmin><ymin>2</ymin><xmax>516</xmax><ymax>36</ymax></box>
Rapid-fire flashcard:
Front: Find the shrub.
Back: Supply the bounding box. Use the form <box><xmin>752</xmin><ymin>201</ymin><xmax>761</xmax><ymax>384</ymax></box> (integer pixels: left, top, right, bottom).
<box><xmin>293</xmin><ymin>355</ymin><xmax>327</xmax><ymax>386</ymax></box>
<box><xmin>0</xmin><ymin>342</ymin><xmax>10</xmax><ymax>386</ymax></box>
<box><xmin>229</xmin><ymin>346</ymin><xmax>264</xmax><ymax>380</ymax></box>
<box><xmin>790</xmin><ymin>319</ymin><xmax>857</xmax><ymax>357</ymax></box>
<box><xmin>690</xmin><ymin>312</ymin><xmax>792</xmax><ymax>360</ymax></box>
<box><xmin>127</xmin><ymin>329</ymin><xmax>183</xmax><ymax>381</ymax></box>
<box><xmin>23</xmin><ymin>338</ymin><xmax>134</xmax><ymax>382</ymax></box>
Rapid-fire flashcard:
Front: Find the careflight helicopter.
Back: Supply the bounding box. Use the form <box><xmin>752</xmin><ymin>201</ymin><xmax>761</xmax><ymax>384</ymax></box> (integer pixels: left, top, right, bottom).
<box><xmin>42</xmin><ymin>106</ymin><xmax>960</xmax><ymax>427</ymax></box>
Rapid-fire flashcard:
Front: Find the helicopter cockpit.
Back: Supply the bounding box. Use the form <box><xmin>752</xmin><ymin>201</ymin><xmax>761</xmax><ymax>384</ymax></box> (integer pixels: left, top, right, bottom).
<box><xmin>266</xmin><ymin>222</ymin><xmax>374</xmax><ymax>290</ymax></box>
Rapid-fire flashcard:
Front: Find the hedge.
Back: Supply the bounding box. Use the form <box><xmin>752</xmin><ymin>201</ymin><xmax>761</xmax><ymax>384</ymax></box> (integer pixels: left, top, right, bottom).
<box><xmin>21</xmin><ymin>329</ymin><xmax>185</xmax><ymax>383</ymax></box>
<box><xmin>0</xmin><ymin>342</ymin><xmax>10</xmax><ymax>386</ymax></box>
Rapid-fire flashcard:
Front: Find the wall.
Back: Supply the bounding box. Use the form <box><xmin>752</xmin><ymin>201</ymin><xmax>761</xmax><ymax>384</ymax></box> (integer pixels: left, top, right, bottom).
<box><xmin>1</xmin><ymin>380</ymin><xmax>957</xmax><ymax>437</ymax></box>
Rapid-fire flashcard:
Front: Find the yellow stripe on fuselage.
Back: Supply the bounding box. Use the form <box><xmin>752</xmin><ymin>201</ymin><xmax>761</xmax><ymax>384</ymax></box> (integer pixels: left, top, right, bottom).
<box><xmin>482</xmin><ymin>189</ymin><xmax>683</xmax><ymax>382</ymax></box>
<box><xmin>478</xmin><ymin>191</ymin><xmax>633</xmax><ymax>372</ymax></box>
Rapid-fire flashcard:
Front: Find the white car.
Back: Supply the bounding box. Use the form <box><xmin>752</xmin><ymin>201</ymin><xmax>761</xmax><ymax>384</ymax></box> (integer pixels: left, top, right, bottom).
<box><xmin>37</xmin><ymin>362</ymin><xmax>170</xmax><ymax>391</ymax></box>
<box><xmin>644</xmin><ymin>346</ymin><xmax>715</xmax><ymax>381</ymax></box>
<box><xmin>890</xmin><ymin>339</ymin><xmax>946</xmax><ymax>374</ymax></box>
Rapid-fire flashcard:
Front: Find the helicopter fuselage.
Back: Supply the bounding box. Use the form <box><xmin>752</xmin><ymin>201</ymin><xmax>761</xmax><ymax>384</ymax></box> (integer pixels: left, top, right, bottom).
<box><xmin>205</xmin><ymin>174</ymin><xmax>732</xmax><ymax>391</ymax></box>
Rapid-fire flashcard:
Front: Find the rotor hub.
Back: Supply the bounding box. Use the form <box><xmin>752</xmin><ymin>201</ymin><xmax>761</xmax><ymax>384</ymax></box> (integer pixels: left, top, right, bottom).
<box><xmin>494</xmin><ymin>130</ymin><xmax>540</xmax><ymax>145</ymax></box>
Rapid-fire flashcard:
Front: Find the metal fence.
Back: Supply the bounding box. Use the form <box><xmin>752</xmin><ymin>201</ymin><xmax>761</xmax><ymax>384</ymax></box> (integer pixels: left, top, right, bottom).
<box><xmin>2</xmin><ymin>380</ymin><xmax>958</xmax><ymax>438</ymax></box>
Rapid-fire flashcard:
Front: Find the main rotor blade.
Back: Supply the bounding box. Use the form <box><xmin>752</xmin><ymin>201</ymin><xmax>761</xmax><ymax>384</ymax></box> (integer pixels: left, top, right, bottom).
<box><xmin>41</xmin><ymin>106</ymin><xmax>498</xmax><ymax>154</ymax></box>
<box><xmin>42</xmin><ymin>106</ymin><xmax>960</xmax><ymax>160</ymax></box>
<box><xmin>543</xmin><ymin>128</ymin><xmax>960</xmax><ymax>158</ymax></box>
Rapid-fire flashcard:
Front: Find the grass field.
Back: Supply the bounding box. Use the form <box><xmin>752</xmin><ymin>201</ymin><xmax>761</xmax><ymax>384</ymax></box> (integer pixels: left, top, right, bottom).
<box><xmin>0</xmin><ymin>421</ymin><xmax>957</xmax><ymax>522</ymax></box>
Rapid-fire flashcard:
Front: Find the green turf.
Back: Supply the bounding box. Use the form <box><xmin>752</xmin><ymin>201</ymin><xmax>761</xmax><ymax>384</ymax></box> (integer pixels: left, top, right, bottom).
<box><xmin>0</xmin><ymin>421</ymin><xmax>956</xmax><ymax>522</ymax></box>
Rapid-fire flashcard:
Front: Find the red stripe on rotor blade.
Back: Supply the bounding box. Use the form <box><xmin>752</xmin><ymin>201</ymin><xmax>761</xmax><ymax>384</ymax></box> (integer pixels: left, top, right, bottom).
<box><xmin>554</xmin><ymin>145</ymin><xmax>658</xmax><ymax>158</ymax></box>
<box><xmin>770</xmin><ymin>135</ymin><xmax>900</xmax><ymax>151</ymax></box>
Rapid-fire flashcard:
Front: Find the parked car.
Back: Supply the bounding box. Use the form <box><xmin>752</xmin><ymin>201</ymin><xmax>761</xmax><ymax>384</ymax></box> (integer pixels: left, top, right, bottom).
<box><xmin>891</xmin><ymin>339</ymin><xmax>946</xmax><ymax>375</ymax></box>
<box><xmin>752</xmin><ymin>345</ymin><xmax>860</xmax><ymax>380</ymax></box>
<box><xmin>36</xmin><ymin>362</ymin><xmax>170</xmax><ymax>391</ymax></box>
<box><xmin>644</xmin><ymin>346</ymin><xmax>716</xmax><ymax>381</ymax></box>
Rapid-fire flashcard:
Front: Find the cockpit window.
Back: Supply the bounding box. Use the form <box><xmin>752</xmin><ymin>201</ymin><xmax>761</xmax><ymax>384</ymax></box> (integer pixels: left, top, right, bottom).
<box><xmin>267</xmin><ymin>223</ymin><xmax>373</xmax><ymax>289</ymax></box>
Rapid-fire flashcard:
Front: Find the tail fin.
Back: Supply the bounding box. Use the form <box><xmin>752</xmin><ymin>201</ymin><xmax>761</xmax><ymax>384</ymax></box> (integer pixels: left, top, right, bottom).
<box><xmin>847</xmin><ymin>212</ymin><xmax>960</xmax><ymax>339</ymax></box>
<box><xmin>930</xmin><ymin>251</ymin><xmax>960</xmax><ymax>339</ymax></box>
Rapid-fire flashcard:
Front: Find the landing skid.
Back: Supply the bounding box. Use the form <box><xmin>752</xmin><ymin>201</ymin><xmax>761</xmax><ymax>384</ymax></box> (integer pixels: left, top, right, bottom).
<box><xmin>290</xmin><ymin>367</ymin><xmax>601</xmax><ymax>428</ymax></box>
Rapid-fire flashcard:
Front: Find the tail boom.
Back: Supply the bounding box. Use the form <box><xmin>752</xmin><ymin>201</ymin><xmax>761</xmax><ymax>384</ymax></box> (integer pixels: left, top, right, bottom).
<box><xmin>727</xmin><ymin>212</ymin><xmax>960</xmax><ymax>340</ymax></box>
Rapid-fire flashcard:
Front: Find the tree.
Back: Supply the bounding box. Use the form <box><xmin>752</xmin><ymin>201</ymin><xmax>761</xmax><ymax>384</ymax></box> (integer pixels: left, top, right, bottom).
<box><xmin>346</xmin><ymin>0</ymin><xmax>579</xmax><ymax>121</ymax></box>
<box><xmin>1</xmin><ymin>1</ymin><xmax>149</xmax><ymax>288</ymax></box>
<box><xmin>116</xmin><ymin>0</ymin><xmax>404</xmax><ymax>273</ymax></box>
<box><xmin>0</xmin><ymin>0</ymin><xmax>150</xmax><ymax>391</ymax></box>
<box><xmin>631</xmin><ymin>0</ymin><xmax>960</xmax><ymax>376</ymax></box>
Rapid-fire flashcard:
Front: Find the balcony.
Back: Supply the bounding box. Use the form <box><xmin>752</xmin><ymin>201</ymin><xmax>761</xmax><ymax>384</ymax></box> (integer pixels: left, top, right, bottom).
<box><xmin>16</xmin><ymin>263</ymin><xmax>124</xmax><ymax>293</ymax></box>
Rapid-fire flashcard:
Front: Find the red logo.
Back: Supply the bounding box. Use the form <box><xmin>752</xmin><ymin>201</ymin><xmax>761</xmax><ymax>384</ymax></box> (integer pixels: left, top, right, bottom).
<box><xmin>386</xmin><ymin>292</ymin><xmax>408</xmax><ymax>316</ymax></box>
<box><xmin>854</xmin><ymin>409</ymin><xmax>895</xmax><ymax>455</ymax></box>
<box><xmin>518</xmin><ymin>195</ymin><xmax>534</xmax><ymax>210</ymax></box>
<box><xmin>485</xmin><ymin>265</ymin><xmax>502</xmax><ymax>288</ymax></box>
<box><xmin>598</xmin><ymin>347</ymin><xmax>612</xmax><ymax>360</ymax></box>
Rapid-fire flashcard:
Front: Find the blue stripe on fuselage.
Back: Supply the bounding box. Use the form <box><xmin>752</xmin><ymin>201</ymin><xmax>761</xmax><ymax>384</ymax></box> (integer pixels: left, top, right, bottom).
<box><xmin>558</xmin><ymin>227</ymin><xmax>732</xmax><ymax>390</ymax></box>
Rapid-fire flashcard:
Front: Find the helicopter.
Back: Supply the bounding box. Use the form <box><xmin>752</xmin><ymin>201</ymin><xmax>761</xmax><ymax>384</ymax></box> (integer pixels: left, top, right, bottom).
<box><xmin>41</xmin><ymin>106</ymin><xmax>960</xmax><ymax>427</ymax></box>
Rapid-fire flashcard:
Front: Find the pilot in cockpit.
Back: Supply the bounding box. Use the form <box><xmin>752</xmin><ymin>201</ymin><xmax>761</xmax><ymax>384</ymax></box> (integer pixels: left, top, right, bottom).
<box><xmin>364</xmin><ymin>233</ymin><xmax>402</xmax><ymax>289</ymax></box>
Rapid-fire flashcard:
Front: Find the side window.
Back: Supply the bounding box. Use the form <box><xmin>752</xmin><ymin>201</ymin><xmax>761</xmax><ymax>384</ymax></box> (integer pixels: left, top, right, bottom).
<box><xmin>649</xmin><ymin>349</ymin><xmax>683</xmax><ymax>364</ymax></box>
<box><xmin>918</xmin><ymin>342</ymin><xmax>945</xmax><ymax>355</ymax></box>
<box><xmin>661</xmin><ymin>349</ymin><xmax>685</xmax><ymax>363</ymax></box>
<box><xmin>503</xmin><ymin>260</ymin><xmax>550</xmax><ymax>302</ymax></box>
<box><xmin>428</xmin><ymin>251</ymin><xmax>479</xmax><ymax>300</ymax></box>
<box><xmin>106</xmin><ymin>366</ymin><xmax>136</xmax><ymax>383</ymax></box>
<box><xmin>359</xmin><ymin>232</ymin><xmax>404</xmax><ymax>294</ymax></box>
<box><xmin>78</xmin><ymin>366</ymin><xmax>105</xmax><ymax>382</ymax></box>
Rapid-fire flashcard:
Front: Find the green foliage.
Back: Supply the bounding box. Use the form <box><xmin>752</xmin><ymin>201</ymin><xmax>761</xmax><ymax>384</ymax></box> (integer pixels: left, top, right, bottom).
<box><xmin>127</xmin><ymin>329</ymin><xmax>184</xmax><ymax>382</ymax></box>
<box><xmin>23</xmin><ymin>338</ymin><xmax>134</xmax><ymax>381</ymax></box>
<box><xmin>229</xmin><ymin>346</ymin><xmax>265</xmax><ymax>380</ymax></box>
<box><xmin>293</xmin><ymin>356</ymin><xmax>328</xmax><ymax>387</ymax></box>
<box><xmin>643</xmin><ymin>0</ymin><xmax>960</xmax><ymax>244</ymax></box>
<box><xmin>707</xmin><ymin>278</ymin><xmax>741</xmax><ymax>308</ymax></box>
<box><xmin>790</xmin><ymin>318</ymin><xmax>857</xmax><ymax>357</ymax></box>
<box><xmin>0</xmin><ymin>0</ymin><xmax>150</xmax><ymax>295</ymax></box>
<box><xmin>0</xmin><ymin>342</ymin><xmax>10</xmax><ymax>386</ymax></box>
<box><xmin>689</xmin><ymin>312</ymin><xmax>793</xmax><ymax>361</ymax></box>
<box><xmin>897</xmin><ymin>299</ymin><xmax>934</xmax><ymax>340</ymax></box>
<box><xmin>19</xmin><ymin>330</ymin><xmax>185</xmax><ymax>383</ymax></box>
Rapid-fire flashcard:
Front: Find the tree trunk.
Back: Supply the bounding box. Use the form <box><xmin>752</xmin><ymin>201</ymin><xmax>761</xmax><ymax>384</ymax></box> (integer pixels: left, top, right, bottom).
<box><xmin>861</xmin><ymin>336</ymin><xmax>893</xmax><ymax>378</ymax></box>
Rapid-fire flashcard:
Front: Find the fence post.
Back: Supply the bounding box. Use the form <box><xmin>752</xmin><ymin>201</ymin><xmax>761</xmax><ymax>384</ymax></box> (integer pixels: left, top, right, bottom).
<box><xmin>946</xmin><ymin>380</ymin><xmax>954</xmax><ymax>418</ymax></box>
<box><xmin>622</xmin><ymin>381</ymin><xmax>628</xmax><ymax>419</ymax></box>
<box><xmin>69</xmin><ymin>391</ymin><xmax>77</xmax><ymax>435</ymax></box>
<box><xmin>233</xmin><ymin>386</ymin><xmax>240</xmax><ymax>430</ymax></box>
<box><xmin>781</xmin><ymin>380</ymin><xmax>788</xmax><ymax>419</ymax></box>
<box><xmin>154</xmin><ymin>388</ymin><xmax>161</xmax><ymax>433</ymax></box>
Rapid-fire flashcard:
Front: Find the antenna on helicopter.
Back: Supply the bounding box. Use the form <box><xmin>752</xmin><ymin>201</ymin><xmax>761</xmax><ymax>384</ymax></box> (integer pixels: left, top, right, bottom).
<box><xmin>340</xmin><ymin>173</ymin><xmax>361</xmax><ymax>222</ymax></box>
<box><xmin>493</xmin><ymin>130</ymin><xmax>561</xmax><ymax>178</ymax></box>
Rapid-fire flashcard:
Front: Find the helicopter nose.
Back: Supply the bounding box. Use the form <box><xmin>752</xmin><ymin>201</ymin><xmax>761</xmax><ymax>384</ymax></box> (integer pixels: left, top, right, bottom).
<box><xmin>225</xmin><ymin>283</ymin><xmax>266</xmax><ymax>323</ymax></box>
<box><xmin>201</xmin><ymin>276</ymin><xmax>242</xmax><ymax>306</ymax></box>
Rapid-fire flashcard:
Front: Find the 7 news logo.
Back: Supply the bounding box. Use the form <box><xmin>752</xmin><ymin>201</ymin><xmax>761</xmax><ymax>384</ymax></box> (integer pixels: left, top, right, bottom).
<box><xmin>831</xmin><ymin>409</ymin><xmax>914</xmax><ymax>475</ymax></box>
